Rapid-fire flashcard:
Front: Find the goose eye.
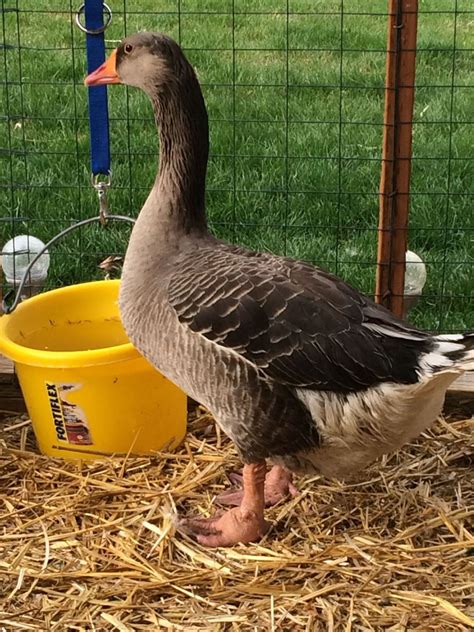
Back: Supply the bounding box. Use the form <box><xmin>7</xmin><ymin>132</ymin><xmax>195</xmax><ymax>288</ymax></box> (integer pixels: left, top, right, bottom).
<box><xmin>124</xmin><ymin>44</ymin><xmax>134</xmax><ymax>55</ymax></box>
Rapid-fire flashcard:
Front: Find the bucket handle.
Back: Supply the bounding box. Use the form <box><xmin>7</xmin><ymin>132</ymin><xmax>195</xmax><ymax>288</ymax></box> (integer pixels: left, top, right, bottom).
<box><xmin>2</xmin><ymin>215</ymin><xmax>136</xmax><ymax>315</ymax></box>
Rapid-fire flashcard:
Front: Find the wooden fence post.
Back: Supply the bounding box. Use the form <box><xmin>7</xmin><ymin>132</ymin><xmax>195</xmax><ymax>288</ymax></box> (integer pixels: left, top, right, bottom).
<box><xmin>375</xmin><ymin>0</ymin><xmax>418</xmax><ymax>318</ymax></box>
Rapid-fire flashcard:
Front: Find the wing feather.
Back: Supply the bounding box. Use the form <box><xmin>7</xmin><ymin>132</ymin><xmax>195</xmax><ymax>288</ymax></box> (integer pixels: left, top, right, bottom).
<box><xmin>168</xmin><ymin>244</ymin><xmax>432</xmax><ymax>392</ymax></box>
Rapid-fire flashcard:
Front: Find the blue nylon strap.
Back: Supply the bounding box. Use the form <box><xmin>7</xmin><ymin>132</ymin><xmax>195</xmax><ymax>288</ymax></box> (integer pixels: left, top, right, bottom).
<box><xmin>85</xmin><ymin>0</ymin><xmax>111</xmax><ymax>176</ymax></box>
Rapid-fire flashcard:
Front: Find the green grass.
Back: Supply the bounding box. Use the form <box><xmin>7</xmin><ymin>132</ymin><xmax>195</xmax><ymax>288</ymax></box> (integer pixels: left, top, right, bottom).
<box><xmin>1</xmin><ymin>0</ymin><xmax>472</xmax><ymax>332</ymax></box>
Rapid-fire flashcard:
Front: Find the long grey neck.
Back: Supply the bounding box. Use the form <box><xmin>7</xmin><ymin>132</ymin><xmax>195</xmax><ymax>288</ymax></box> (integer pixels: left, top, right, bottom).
<box><xmin>152</xmin><ymin>79</ymin><xmax>209</xmax><ymax>235</ymax></box>
<box><xmin>122</xmin><ymin>68</ymin><xmax>210</xmax><ymax>288</ymax></box>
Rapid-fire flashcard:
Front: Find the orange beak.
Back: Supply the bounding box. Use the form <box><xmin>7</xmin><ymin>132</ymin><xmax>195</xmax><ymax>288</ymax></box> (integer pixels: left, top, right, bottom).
<box><xmin>84</xmin><ymin>49</ymin><xmax>120</xmax><ymax>86</ymax></box>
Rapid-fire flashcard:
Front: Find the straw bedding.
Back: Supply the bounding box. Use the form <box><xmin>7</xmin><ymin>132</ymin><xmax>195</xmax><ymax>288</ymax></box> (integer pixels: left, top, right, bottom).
<box><xmin>0</xmin><ymin>405</ymin><xmax>473</xmax><ymax>631</ymax></box>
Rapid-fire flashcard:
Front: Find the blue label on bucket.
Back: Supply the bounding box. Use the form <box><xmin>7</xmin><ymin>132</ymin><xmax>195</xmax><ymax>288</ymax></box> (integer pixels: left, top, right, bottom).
<box><xmin>45</xmin><ymin>382</ymin><xmax>93</xmax><ymax>445</ymax></box>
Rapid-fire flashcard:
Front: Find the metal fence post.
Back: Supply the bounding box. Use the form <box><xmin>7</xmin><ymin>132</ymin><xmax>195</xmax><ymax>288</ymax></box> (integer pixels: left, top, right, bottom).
<box><xmin>375</xmin><ymin>0</ymin><xmax>419</xmax><ymax>318</ymax></box>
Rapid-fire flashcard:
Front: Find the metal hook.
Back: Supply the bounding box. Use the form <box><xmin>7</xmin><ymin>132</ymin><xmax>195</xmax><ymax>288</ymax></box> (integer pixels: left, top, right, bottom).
<box><xmin>97</xmin><ymin>185</ymin><xmax>109</xmax><ymax>225</ymax></box>
<box><xmin>75</xmin><ymin>2</ymin><xmax>113</xmax><ymax>35</ymax></box>
<box><xmin>92</xmin><ymin>172</ymin><xmax>112</xmax><ymax>225</ymax></box>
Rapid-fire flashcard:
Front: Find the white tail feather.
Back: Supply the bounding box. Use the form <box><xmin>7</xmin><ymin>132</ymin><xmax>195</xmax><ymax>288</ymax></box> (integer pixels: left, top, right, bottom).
<box><xmin>418</xmin><ymin>333</ymin><xmax>474</xmax><ymax>375</ymax></box>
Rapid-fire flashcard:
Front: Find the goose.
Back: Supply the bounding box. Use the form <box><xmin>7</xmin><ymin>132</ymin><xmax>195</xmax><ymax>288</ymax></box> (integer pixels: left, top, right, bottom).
<box><xmin>85</xmin><ymin>32</ymin><xmax>474</xmax><ymax>547</ymax></box>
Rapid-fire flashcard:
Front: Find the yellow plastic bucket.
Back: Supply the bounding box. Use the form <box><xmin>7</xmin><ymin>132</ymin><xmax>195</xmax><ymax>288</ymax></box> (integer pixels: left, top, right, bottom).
<box><xmin>0</xmin><ymin>280</ymin><xmax>187</xmax><ymax>459</ymax></box>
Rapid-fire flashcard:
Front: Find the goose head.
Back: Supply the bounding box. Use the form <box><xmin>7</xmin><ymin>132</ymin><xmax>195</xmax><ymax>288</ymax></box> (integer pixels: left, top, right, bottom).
<box><xmin>85</xmin><ymin>32</ymin><xmax>194</xmax><ymax>97</ymax></box>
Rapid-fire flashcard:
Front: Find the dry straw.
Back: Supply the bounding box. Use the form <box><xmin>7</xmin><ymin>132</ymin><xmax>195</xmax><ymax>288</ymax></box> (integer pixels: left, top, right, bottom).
<box><xmin>0</xmin><ymin>406</ymin><xmax>473</xmax><ymax>630</ymax></box>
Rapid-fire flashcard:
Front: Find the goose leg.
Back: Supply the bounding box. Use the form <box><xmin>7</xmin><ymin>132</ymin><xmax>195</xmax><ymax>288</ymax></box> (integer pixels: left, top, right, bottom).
<box><xmin>180</xmin><ymin>462</ymin><xmax>270</xmax><ymax>547</ymax></box>
<box><xmin>216</xmin><ymin>464</ymin><xmax>298</xmax><ymax>507</ymax></box>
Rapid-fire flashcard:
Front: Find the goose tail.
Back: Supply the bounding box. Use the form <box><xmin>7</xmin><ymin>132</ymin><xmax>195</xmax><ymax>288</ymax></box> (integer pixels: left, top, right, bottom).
<box><xmin>418</xmin><ymin>332</ymin><xmax>474</xmax><ymax>375</ymax></box>
<box><xmin>445</xmin><ymin>332</ymin><xmax>474</xmax><ymax>370</ymax></box>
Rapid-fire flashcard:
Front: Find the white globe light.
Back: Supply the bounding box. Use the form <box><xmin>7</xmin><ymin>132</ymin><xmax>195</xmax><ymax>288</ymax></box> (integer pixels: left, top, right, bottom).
<box><xmin>1</xmin><ymin>235</ymin><xmax>50</xmax><ymax>289</ymax></box>
<box><xmin>404</xmin><ymin>250</ymin><xmax>427</xmax><ymax>296</ymax></box>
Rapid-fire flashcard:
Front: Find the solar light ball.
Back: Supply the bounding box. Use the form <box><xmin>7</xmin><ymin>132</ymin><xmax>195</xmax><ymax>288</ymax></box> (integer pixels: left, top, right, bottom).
<box><xmin>1</xmin><ymin>234</ymin><xmax>50</xmax><ymax>298</ymax></box>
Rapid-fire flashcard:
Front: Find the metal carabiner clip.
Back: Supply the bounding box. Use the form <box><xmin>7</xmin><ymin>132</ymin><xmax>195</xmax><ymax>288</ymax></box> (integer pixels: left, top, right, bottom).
<box><xmin>92</xmin><ymin>173</ymin><xmax>112</xmax><ymax>225</ymax></box>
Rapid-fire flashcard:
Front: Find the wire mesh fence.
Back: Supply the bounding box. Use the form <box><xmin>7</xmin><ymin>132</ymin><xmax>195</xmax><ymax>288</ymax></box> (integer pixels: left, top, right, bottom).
<box><xmin>0</xmin><ymin>0</ymin><xmax>472</xmax><ymax>332</ymax></box>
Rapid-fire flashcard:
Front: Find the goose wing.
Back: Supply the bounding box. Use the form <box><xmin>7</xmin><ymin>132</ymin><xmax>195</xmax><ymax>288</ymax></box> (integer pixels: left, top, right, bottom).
<box><xmin>168</xmin><ymin>245</ymin><xmax>430</xmax><ymax>392</ymax></box>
